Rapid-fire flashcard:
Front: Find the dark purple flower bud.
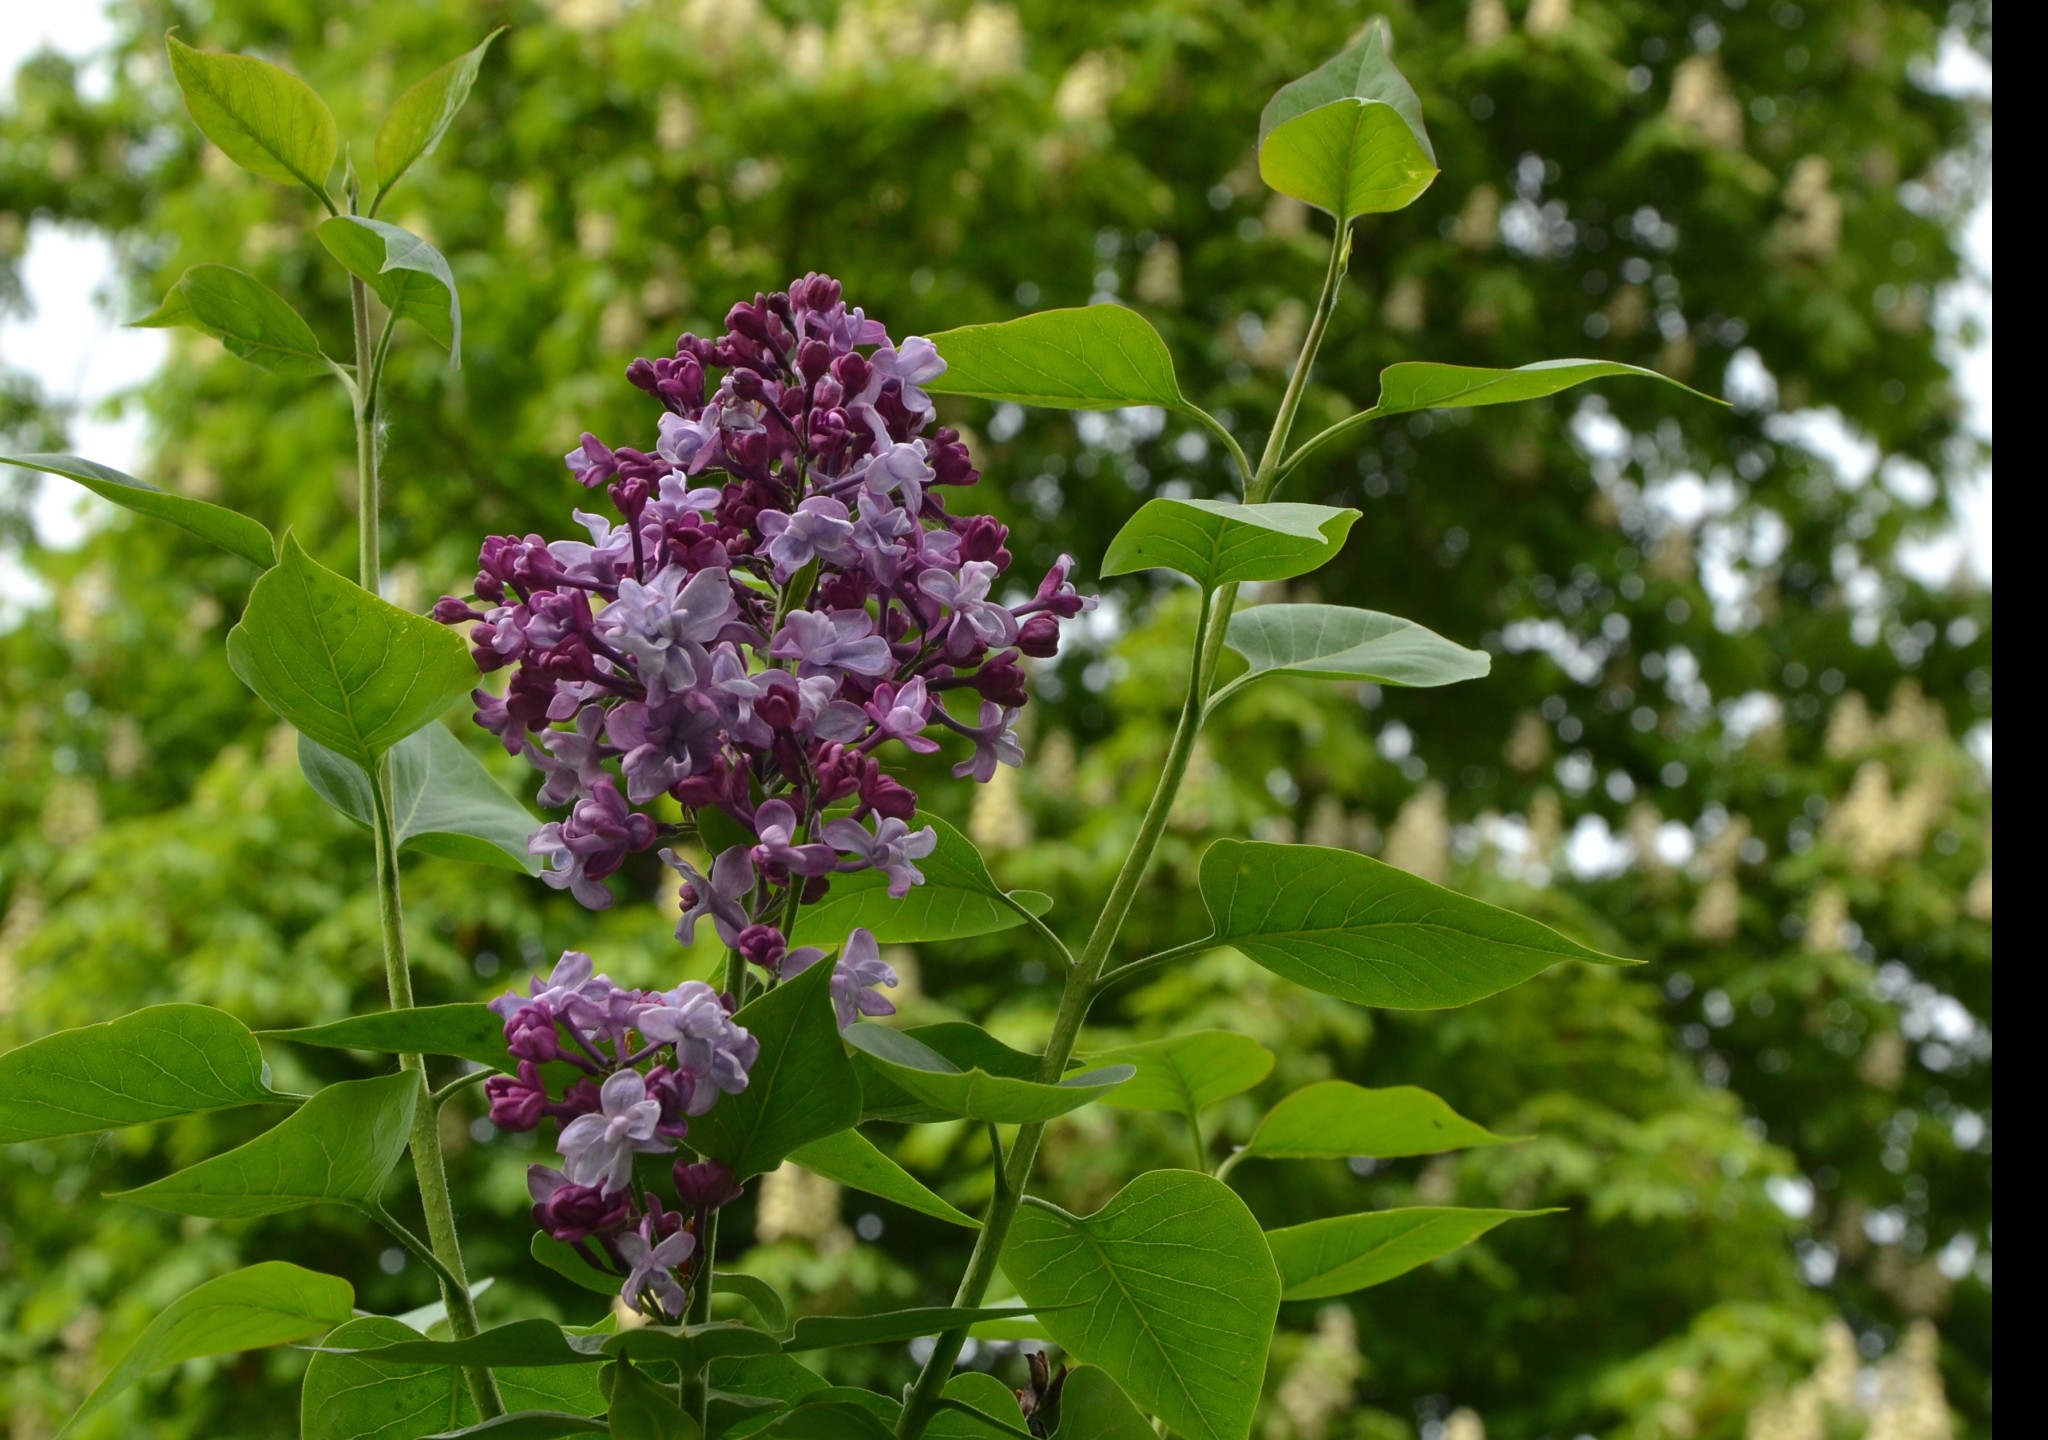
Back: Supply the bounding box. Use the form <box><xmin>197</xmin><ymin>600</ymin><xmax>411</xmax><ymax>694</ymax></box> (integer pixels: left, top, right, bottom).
<box><xmin>929</xmin><ymin>427</ymin><xmax>979</xmax><ymax>488</ymax></box>
<box><xmin>529</xmin><ymin>1165</ymin><xmax>633</xmax><ymax>1243</ymax></box>
<box><xmin>796</xmin><ymin>338</ymin><xmax>834</xmax><ymax>382</ymax></box>
<box><xmin>485</xmin><ymin>1060</ymin><xmax>552</xmax><ymax>1131</ymax></box>
<box><xmin>862</xmin><ymin>771</ymin><xmax>918</xmax><ymax>823</ymax></box>
<box><xmin>1030</xmin><ymin>553</ymin><xmax>1095</xmax><ymax>619</ymax></box>
<box><xmin>434</xmin><ymin>595</ymin><xmax>483</xmax><ymax>624</ymax></box>
<box><xmin>1017</xmin><ymin>612</ymin><xmax>1062</xmax><ymax>658</ymax></box>
<box><xmin>642</xmin><ymin>1064</ymin><xmax>695</xmax><ymax>1139</ymax></box>
<box><xmin>831</xmin><ymin>351</ymin><xmax>871</xmax><ymax>395</ymax></box>
<box><xmin>504</xmin><ymin>1002</ymin><xmax>563</xmax><ymax>1062</ymax></box>
<box><xmin>566</xmin><ymin>432</ymin><xmax>618</xmax><ymax>488</ymax></box>
<box><xmin>957</xmin><ymin>515</ymin><xmax>1010</xmax><ymax>565</ymax></box>
<box><xmin>971</xmin><ymin>652</ymin><xmax>1031</xmax><ymax>707</ymax></box>
<box><xmin>674</xmin><ymin>1158</ymin><xmax>745</xmax><ymax>1209</ymax></box>
<box><xmin>736</xmin><ymin>923</ymin><xmax>788</xmax><ymax>971</ymax></box>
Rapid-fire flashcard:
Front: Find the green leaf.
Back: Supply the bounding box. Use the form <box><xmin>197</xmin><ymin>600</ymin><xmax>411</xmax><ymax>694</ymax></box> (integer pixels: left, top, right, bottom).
<box><xmin>1100</xmin><ymin>500</ymin><xmax>1359</xmax><ymax>591</ymax></box>
<box><xmin>844</xmin><ymin>1025</ymin><xmax>1131</xmax><ymax>1125</ymax></box>
<box><xmin>303</xmin><ymin>1315</ymin><xmax>470</xmax><ymax>1440</ymax></box>
<box><xmin>1257</xmin><ymin>19</ymin><xmax>1436</xmax><ymax>220</ymax></box>
<box><xmin>928</xmin><ymin>1373</ymin><xmax>1028</xmax><ymax>1440</ymax></box>
<box><xmin>1265</xmin><ymin>1207</ymin><xmax>1558</xmax><ymax>1301</ymax></box>
<box><xmin>0</xmin><ymin>1003</ymin><xmax>282</xmax><ymax>1144</ymax></box>
<box><xmin>530</xmin><ymin>1233</ymin><xmax>622</xmax><ymax>1297</ymax></box>
<box><xmin>227</xmin><ymin>532</ymin><xmax>477</xmax><ymax>768</ymax></box>
<box><xmin>133</xmin><ymin>264</ymin><xmax>333</xmax><ymax>377</ymax></box>
<box><xmin>1076</xmin><ymin>1030</ymin><xmax>1274</xmax><ymax>1116</ymax></box>
<box><xmin>712</xmin><ymin>1272</ymin><xmax>791</xmax><ymax>1337</ymax></box>
<box><xmin>113</xmin><ymin>1071</ymin><xmax>419</xmax><ymax>1219</ymax></box>
<box><xmin>1222</xmin><ymin>604</ymin><xmax>1490</xmax><ymax>691</ymax></box>
<box><xmin>299</xmin><ymin>724</ymin><xmax>540</xmax><ymax>873</ymax></box>
<box><xmin>318</xmin><ymin>216</ymin><xmax>463</xmax><ymax>364</ymax></box>
<box><xmin>1051</xmin><ymin>1367</ymin><xmax>1154</xmax><ymax>1440</ymax></box>
<box><xmin>374</xmin><ymin>30</ymin><xmax>503</xmax><ymax>203</ymax></box>
<box><xmin>342</xmin><ymin>1318</ymin><xmax>603</xmax><ymax>1368</ymax></box>
<box><xmin>1364</xmin><ymin>358</ymin><xmax>1719</xmax><ymax>420</ymax></box>
<box><xmin>688</xmin><ymin>956</ymin><xmax>863</xmax><ymax>1179</ymax></box>
<box><xmin>264</xmin><ymin>1002</ymin><xmax>512</xmax><ymax>1072</ymax></box>
<box><xmin>57</xmin><ymin>1262</ymin><xmax>353</xmax><ymax>1438</ymax></box>
<box><xmin>0</xmin><ymin>454</ymin><xmax>275</xmax><ymax>568</ymax></box>
<box><xmin>166</xmin><ymin>34</ymin><xmax>337</xmax><ymax>197</ymax></box>
<box><xmin>710</xmin><ymin>1354</ymin><xmax>829</xmax><ymax>1440</ymax></box>
<box><xmin>790</xmin><ymin>1129</ymin><xmax>980</xmax><ymax>1230</ymax></box>
<box><xmin>851</xmin><ymin>1022</ymin><xmax>1036</xmax><ymax>1124</ymax></box>
<box><xmin>923</xmin><ymin>305</ymin><xmax>1185</xmax><ymax>411</ymax></box>
<box><xmin>1199</xmin><ymin>839</ymin><xmax>1630</xmax><ymax>1009</ymax></box>
<box><xmin>1238</xmin><ymin>1081</ymin><xmax>1508</xmax><ymax>1165</ymax></box>
<box><xmin>759</xmin><ymin>1401</ymin><xmax>896</xmax><ymax>1440</ymax></box>
<box><xmin>424</xmin><ymin>1416</ymin><xmax>609</xmax><ymax>1440</ymax></box>
<box><xmin>607</xmin><ymin>1322</ymin><xmax>781</xmax><ymax>1370</ymax></box>
<box><xmin>609</xmin><ymin>1355</ymin><xmax>698</xmax><ymax>1440</ymax></box>
<box><xmin>1004</xmin><ymin>1171</ymin><xmax>1281</xmax><ymax>1440</ymax></box>
<box><xmin>785</xmin><ymin>1305</ymin><xmax>1039</xmax><ymax>1352</ymax></box>
<box><xmin>792</xmin><ymin>814</ymin><xmax>1049</xmax><ymax>944</ymax></box>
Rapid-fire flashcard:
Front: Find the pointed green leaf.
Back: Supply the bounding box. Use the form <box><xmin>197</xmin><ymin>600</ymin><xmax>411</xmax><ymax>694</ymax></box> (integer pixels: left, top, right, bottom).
<box><xmin>845</xmin><ymin>1025</ymin><xmax>1130</xmax><ymax>1125</ymax></box>
<box><xmin>1076</xmin><ymin>1030</ymin><xmax>1274</xmax><ymax>1115</ymax></box>
<box><xmin>1199</xmin><ymin>840</ymin><xmax>1630</xmax><ymax>1009</ymax></box>
<box><xmin>0</xmin><ymin>1004</ymin><xmax>283</xmax><ymax>1144</ymax></box>
<box><xmin>1258</xmin><ymin>18</ymin><xmax>1436</xmax><ymax>219</ymax></box>
<box><xmin>710</xmin><ymin>1353</ymin><xmax>829</xmax><ymax>1440</ymax></box>
<box><xmin>1101</xmin><ymin>500</ymin><xmax>1359</xmax><ymax>590</ymax></box>
<box><xmin>57</xmin><ymin>1262</ymin><xmax>353</xmax><ymax>1439</ymax></box>
<box><xmin>924</xmin><ymin>305</ymin><xmax>1186</xmax><ymax>411</ymax></box>
<box><xmin>299</xmin><ymin>724</ymin><xmax>539</xmax><ymax>873</ymax></box>
<box><xmin>0</xmin><ymin>454</ymin><xmax>274</xmax><ymax>568</ymax></box>
<box><xmin>529</xmin><ymin>1233</ymin><xmax>622</xmax><ymax>1296</ymax></box>
<box><xmin>264</xmin><ymin>1002</ymin><xmax>511</xmax><ymax>1072</ymax></box>
<box><xmin>688</xmin><ymin>955</ymin><xmax>863</xmax><ymax>1179</ymax></box>
<box><xmin>1223</xmin><ymin>604</ymin><xmax>1490</xmax><ymax>690</ymax></box>
<box><xmin>318</xmin><ymin>216</ymin><xmax>463</xmax><ymax>364</ymax></box>
<box><xmin>166</xmin><ymin>35</ymin><xmax>336</xmax><ymax>197</ymax></box>
<box><xmin>1051</xmin><ymin>1367</ymin><xmax>1154</xmax><ymax>1440</ymax></box>
<box><xmin>792</xmin><ymin>814</ymin><xmax>1049</xmax><ymax>944</ymax></box>
<box><xmin>1265</xmin><ymin>1207</ymin><xmax>1559</xmax><ymax>1300</ymax></box>
<box><xmin>851</xmin><ymin>1022</ymin><xmax>1037</xmax><ymax>1124</ymax></box>
<box><xmin>608</xmin><ymin>1355</ymin><xmax>697</xmax><ymax>1440</ymax></box>
<box><xmin>929</xmin><ymin>1372</ymin><xmax>1028</xmax><ymax>1440</ymax></box>
<box><xmin>228</xmin><ymin>532</ymin><xmax>478</xmax><ymax>767</ymax></box>
<box><xmin>786</xmin><ymin>1306</ymin><xmax>1039</xmax><ymax>1352</ymax></box>
<box><xmin>113</xmin><ymin>1071</ymin><xmax>419</xmax><ymax>1219</ymax></box>
<box><xmin>303</xmin><ymin>1315</ymin><xmax>470</xmax><ymax>1440</ymax></box>
<box><xmin>1004</xmin><ymin>1171</ymin><xmax>1280</xmax><ymax>1440</ymax></box>
<box><xmin>712</xmin><ymin>1272</ymin><xmax>791</xmax><ymax>1337</ymax></box>
<box><xmin>790</xmin><ymin>1129</ymin><xmax>981</xmax><ymax>1229</ymax></box>
<box><xmin>339</xmin><ymin>1318</ymin><xmax>603</xmax><ymax>1368</ymax></box>
<box><xmin>608</xmin><ymin>1321</ymin><xmax>782</xmax><ymax>1371</ymax></box>
<box><xmin>374</xmin><ymin>30</ymin><xmax>503</xmax><ymax>203</ymax></box>
<box><xmin>1239</xmin><ymin>1081</ymin><xmax>1508</xmax><ymax>1164</ymax></box>
<box><xmin>425</xmin><ymin>1416</ymin><xmax>608</xmax><ymax>1440</ymax></box>
<box><xmin>760</xmin><ymin>1401</ymin><xmax>897</xmax><ymax>1440</ymax></box>
<box><xmin>133</xmin><ymin>264</ymin><xmax>332</xmax><ymax>377</ymax></box>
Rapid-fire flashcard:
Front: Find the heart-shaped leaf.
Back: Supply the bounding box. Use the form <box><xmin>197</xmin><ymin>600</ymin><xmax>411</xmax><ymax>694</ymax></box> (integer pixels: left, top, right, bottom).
<box><xmin>302</xmin><ymin>1315</ymin><xmax>471</xmax><ymax>1440</ymax></box>
<box><xmin>228</xmin><ymin>532</ymin><xmax>477</xmax><ymax>768</ymax></box>
<box><xmin>299</xmin><ymin>724</ymin><xmax>539</xmax><ymax>873</ymax></box>
<box><xmin>1257</xmin><ymin>18</ymin><xmax>1436</xmax><ymax>219</ymax></box>
<box><xmin>924</xmin><ymin>306</ymin><xmax>1185</xmax><ymax>411</ymax></box>
<box><xmin>374</xmin><ymin>30</ymin><xmax>503</xmax><ymax>204</ymax></box>
<box><xmin>786</xmin><ymin>1306</ymin><xmax>1038</xmax><ymax>1352</ymax></box>
<box><xmin>1199</xmin><ymin>840</ymin><xmax>1630</xmax><ymax>1009</ymax></box>
<box><xmin>1004</xmin><ymin>1171</ymin><xmax>1280</xmax><ymax>1440</ymax></box>
<box><xmin>0</xmin><ymin>454</ymin><xmax>275</xmax><ymax>568</ymax></box>
<box><xmin>1076</xmin><ymin>1030</ymin><xmax>1273</xmax><ymax>1116</ymax></box>
<box><xmin>58</xmin><ymin>1262</ymin><xmax>353</xmax><ymax>1439</ymax></box>
<box><xmin>133</xmin><ymin>264</ymin><xmax>333</xmax><ymax>377</ymax></box>
<box><xmin>712</xmin><ymin>1272</ymin><xmax>791</xmax><ymax>1338</ymax></box>
<box><xmin>929</xmin><ymin>1372</ymin><xmax>1028</xmax><ymax>1440</ymax></box>
<box><xmin>318</xmin><ymin>216</ymin><xmax>463</xmax><ymax>364</ymax></box>
<box><xmin>1222</xmin><ymin>604</ymin><xmax>1490</xmax><ymax>691</ymax></box>
<box><xmin>689</xmin><ymin>955</ymin><xmax>863</xmax><ymax>1179</ymax></box>
<box><xmin>113</xmin><ymin>1071</ymin><xmax>419</xmax><ymax>1219</ymax></box>
<box><xmin>792</xmin><ymin>814</ymin><xmax>1048</xmax><ymax>944</ymax></box>
<box><xmin>790</xmin><ymin>1129</ymin><xmax>980</xmax><ymax>1229</ymax></box>
<box><xmin>1102</xmin><ymin>500</ymin><xmax>1359</xmax><ymax>591</ymax></box>
<box><xmin>1051</xmin><ymin>1366</ymin><xmax>1154</xmax><ymax>1440</ymax></box>
<box><xmin>607</xmin><ymin>1354</ymin><xmax>695</xmax><ymax>1440</ymax></box>
<box><xmin>1237</xmin><ymin>1081</ymin><xmax>1508</xmax><ymax>1164</ymax></box>
<box><xmin>166</xmin><ymin>35</ymin><xmax>337</xmax><ymax>198</ymax></box>
<box><xmin>845</xmin><ymin>1025</ymin><xmax>1131</xmax><ymax>1125</ymax></box>
<box><xmin>1265</xmin><ymin>1206</ymin><xmax>1558</xmax><ymax>1300</ymax></box>
<box><xmin>264</xmin><ymin>1002</ymin><xmax>512</xmax><ymax>1072</ymax></box>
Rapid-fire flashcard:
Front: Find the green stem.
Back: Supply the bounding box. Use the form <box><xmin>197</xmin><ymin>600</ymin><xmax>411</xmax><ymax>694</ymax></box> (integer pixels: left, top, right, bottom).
<box><xmin>684</xmin><ymin>1206</ymin><xmax>720</xmax><ymax>1428</ymax></box>
<box><xmin>1091</xmin><ymin>936</ymin><xmax>1219</xmax><ymax>996</ymax></box>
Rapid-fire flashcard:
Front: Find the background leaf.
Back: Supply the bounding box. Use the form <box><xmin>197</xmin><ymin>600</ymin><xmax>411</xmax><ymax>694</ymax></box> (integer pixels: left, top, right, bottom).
<box><xmin>227</xmin><ymin>533</ymin><xmax>477</xmax><ymax>767</ymax></box>
<box><xmin>302</xmin><ymin>1315</ymin><xmax>470</xmax><ymax>1440</ymax></box>
<box><xmin>166</xmin><ymin>34</ymin><xmax>337</xmax><ymax>195</ymax></box>
<box><xmin>1265</xmin><ymin>1207</ymin><xmax>1559</xmax><ymax>1300</ymax></box>
<box><xmin>789</xmin><ymin>1129</ymin><xmax>981</xmax><ymax>1229</ymax></box>
<box><xmin>264</xmin><ymin>1002</ymin><xmax>512</xmax><ymax>1072</ymax></box>
<box><xmin>299</xmin><ymin>725</ymin><xmax>539</xmax><ymax>873</ymax></box>
<box><xmin>317</xmin><ymin>216</ymin><xmax>463</xmax><ymax>363</ymax></box>
<box><xmin>60</xmin><ymin>1262</ymin><xmax>353</xmax><ymax>1438</ymax></box>
<box><xmin>0</xmin><ymin>454</ymin><xmax>275</xmax><ymax>567</ymax></box>
<box><xmin>792</xmin><ymin>814</ymin><xmax>1048</xmax><ymax>944</ymax></box>
<box><xmin>113</xmin><ymin>1071</ymin><xmax>419</xmax><ymax>1219</ymax></box>
<box><xmin>1076</xmin><ymin>1030</ymin><xmax>1274</xmax><ymax>1115</ymax></box>
<box><xmin>688</xmin><ymin>957</ymin><xmax>862</xmax><ymax>1179</ymax></box>
<box><xmin>844</xmin><ymin>1024</ymin><xmax>1131</xmax><ymax>1125</ymax></box>
<box><xmin>1238</xmin><ymin>1081</ymin><xmax>1508</xmax><ymax>1163</ymax></box>
<box><xmin>344</xmin><ymin>1319</ymin><xmax>599</xmax><ymax>1369</ymax></box>
<box><xmin>924</xmin><ymin>305</ymin><xmax>1184</xmax><ymax>410</ymax></box>
<box><xmin>1200</xmin><ymin>839</ymin><xmax>1629</xmax><ymax>1009</ymax></box>
<box><xmin>133</xmin><ymin>264</ymin><xmax>333</xmax><ymax>377</ymax></box>
<box><xmin>0</xmin><ymin>1004</ymin><xmax>281</xmax><ymax>1144</ymax></box>
<box><xmin>786</xmin><ymin>1306</ymin><xmax>1039</xmax><ymax>1352</ymax></box>
<box><xmin>374</xmin><ymin>30</ymin><xmax>503</xmax><ymax>201</ymax></box>
<box><xmin>1004</xmin><ymin>1171</ymin><xmax>1281</xmax><ymax>1440</ymax></box>
<box><xmin>712</xmin><ymin>1272</ymin><xmax>791</xmax><ymax>1338</ymax></box>
<box><xmin>1051</xmin><ymin>1367</ymin><xmax>1154</xmax><ymax>1440</ymax></box>
<box><xmin>1100</xmin><ymin>500</ymin><xmax>1359</xmax><ymax>590</ymax></box>
<box><xmin>1222</xmin><ymin>604</ymin><xmax>1490</xmax><ymax>690</ymax></box>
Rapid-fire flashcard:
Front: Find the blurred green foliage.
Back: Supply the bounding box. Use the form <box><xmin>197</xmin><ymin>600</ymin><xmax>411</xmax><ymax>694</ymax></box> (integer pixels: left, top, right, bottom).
<box><xmin>1</xmin><ymin>2</ymin><xmax>1989</xmax><ymax>1438</ymax></box>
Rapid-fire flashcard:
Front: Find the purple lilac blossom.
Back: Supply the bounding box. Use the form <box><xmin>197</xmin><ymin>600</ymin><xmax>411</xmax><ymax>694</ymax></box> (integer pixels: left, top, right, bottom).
<box><xmin>784</xmin><ymin>926</ymin><xmax>901</xmax><ymax>1031</ymax></box>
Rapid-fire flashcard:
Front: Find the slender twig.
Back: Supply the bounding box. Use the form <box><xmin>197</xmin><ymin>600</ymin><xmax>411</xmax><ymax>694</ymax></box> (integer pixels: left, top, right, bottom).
<box><xmin>1091</xmin><ymin>936</ymin><xmax>1220</xmax><ymax>996</ymax></box>
<box><xmin>996</xmin><ymin>890</ymin><xmax>1076</xmax><ymax>971</ymax></box>
<box><xmin>432</xmin><ymin>1067</ymin><xmax>491</xmax><ymax>1107</ymax></box>
<box><xmin>365</xmin><ymin>1202</ymin><xmax>467</xmax><ymax>1299</ymax></box>
<box><xmin>1183</xmin><ymin>404</ymin><xmax>1253</xmax><ymax>488</ymax></box>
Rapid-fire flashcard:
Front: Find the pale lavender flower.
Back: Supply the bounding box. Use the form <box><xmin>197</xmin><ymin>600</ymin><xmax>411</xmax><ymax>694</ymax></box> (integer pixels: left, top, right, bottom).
<box><xmin>919</xmin><ymin>560</ymin><xmax>1018</xmax><ymax>657</ymax></box>
<box><xmin>821</xmin><ymin>815</ymin><xmax>938</xmax><ymax>898</ymax></box>
<box><xmin>618</xmin><ymin>1210</ymin><xmax>695</xmax><ymax>1318</ymax></box>
<box><xmin>605</xmin><ymin>694</ymin><xmax>720</xmax><ymax>804</ymax></box>
<box><xmin>871</xmin><ymin>337</ymin><xmax>946</xmax><ymax>415</ymax></box>
<box><xmin>530</xmin><ymin>779</ymin><xmax>656</xmax><ymax>909</ymax></box>
<box><xmin>758</xmin><ymin>496</ymin><xmax>855</xmax><ymax>579</ymax></box>
<box><xmin>863</xmin><ymin>678</ymin><xmax>939</xmax><ymax>754</ymax></box>
<box><xmin>556</xmin><ymin>1069</ymin><xmax>672</xmax><ymax>1193</ymax></box>
<box><xmin>488</xmin><ymin>949</ymin><xmax>609</xmax><ymax>1022</ymax></box>
<box><xmin>660</xmin><ymin>843</ymin><xmax>756</xmax><ymax>947</ymax></box>
<box><xmin>529</xmin><ymin>704</ymin><xmax>613</xmax><ymax>806</ymax></box>
<box><xmin>637</xmin><ymin>980</ymin><xmax>759</xmax><ymax>1111</ymax></box>
<box><xmin>769</xmin><ymin>609</ymin><xmax>894</xmax><ymax>680</ymax></box>
<box><xmin>785</xmin><ymin>926</ymin><xmax>899</xmax><ymax>1030</ymax></box>
<box><xmin>948</xmin><ymin>700</ymin><xmax>1026</xmax><ymax>783</ymax></box>
<box><xmin>750</xmin><ymin>798</ymin><xmax>839</xmax><ymax>878</ymax></box>
<box><xmin>656</xmin><ymin>407</ymin><xmax>723</xmax><ymax>473</ymax></box>
<box><xmin>864</xmin><ymin>441</ymin><xmax>935</xmax><ymax>516</ymax></box>
<box><xmin>595</xmin><ymin>565</ymin><xmax>737</xmax><ymax>703</ymax></box>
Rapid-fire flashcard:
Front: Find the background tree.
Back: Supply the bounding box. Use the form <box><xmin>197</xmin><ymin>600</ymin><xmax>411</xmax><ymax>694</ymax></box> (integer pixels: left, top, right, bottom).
<box><xmin>1</xmin><ymin>2</ymin><xmax>1989</xmax><ymax>1438</ymax></box>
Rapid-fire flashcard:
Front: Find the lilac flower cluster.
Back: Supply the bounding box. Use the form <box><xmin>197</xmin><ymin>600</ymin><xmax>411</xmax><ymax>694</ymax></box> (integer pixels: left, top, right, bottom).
<box><xmin>438</xmin><ymin>272</ymin><xmax>1092</xmax><ymax>993</ymax></box>
<box><xmin>485</xmin><ymin>951</ymin><xmax>758</xmax><ymax>1319</ymax></box>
